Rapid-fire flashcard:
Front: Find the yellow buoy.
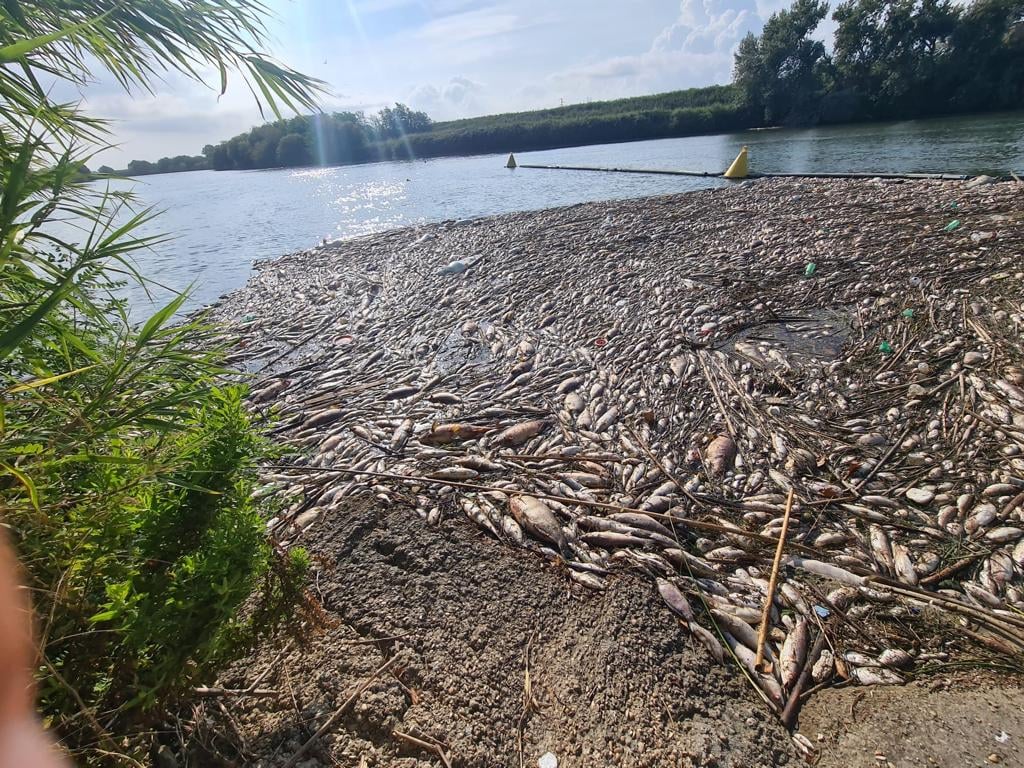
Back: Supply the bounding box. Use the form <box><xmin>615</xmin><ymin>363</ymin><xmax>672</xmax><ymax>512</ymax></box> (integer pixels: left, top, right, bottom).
<box><xmin>723</xmin><ymin>146</ymin><xmax>748</xmax><ymax>179</ymax></box>
<box><xmin>506</xmin><ymin>153</ymin><xmax>517</xmax><ymax>169</ymax></box>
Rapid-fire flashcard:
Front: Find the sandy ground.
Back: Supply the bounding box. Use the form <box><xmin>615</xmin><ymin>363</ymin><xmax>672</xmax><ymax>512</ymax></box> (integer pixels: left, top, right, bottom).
<box><xmin>802</xmin><ymin>677</ymin><xmax>1024</xmax><ymax>768</ymax></box>
<box><xmin>184</xmin><ymin>498</ymin><xmax>1024</xmax><ymax>768</ymax></box>
<box><xmin>198</xmin><ymin>498</ymin><xmax>794</xmax><ymax>767</ymax></box>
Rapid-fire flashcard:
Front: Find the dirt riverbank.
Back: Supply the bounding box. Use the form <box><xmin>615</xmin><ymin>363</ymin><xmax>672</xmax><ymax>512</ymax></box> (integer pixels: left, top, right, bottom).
<box><xmin>192</xmin><ymin>497</ymin><xmax>1024</xmax><ymax>768</ymax></box>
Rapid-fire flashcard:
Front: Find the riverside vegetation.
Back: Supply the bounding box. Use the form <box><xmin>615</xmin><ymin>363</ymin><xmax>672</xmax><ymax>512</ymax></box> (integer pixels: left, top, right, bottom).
<box><xmin>0</xmin><ymin>0</ymin><xmax>325</xmax><ymax>764</ymax></box>
<box><xmin>128</xmin><ymin>0</ymin><xmax>1024</xmax><ymax>175</ymax></box>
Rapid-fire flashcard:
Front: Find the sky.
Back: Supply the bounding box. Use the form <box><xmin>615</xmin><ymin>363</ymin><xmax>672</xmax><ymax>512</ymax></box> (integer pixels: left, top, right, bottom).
<box><xmin>74</xmin><ymin>0</ymin><xmax>804</xmax><ymax>168</ymax></box>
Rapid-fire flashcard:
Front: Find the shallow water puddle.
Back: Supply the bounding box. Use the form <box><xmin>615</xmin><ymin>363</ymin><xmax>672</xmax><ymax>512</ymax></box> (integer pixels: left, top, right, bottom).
<box><xmin>732</xmin><ymin>307</ymin><xmax>851</xmax><ymax>367</ymax></box>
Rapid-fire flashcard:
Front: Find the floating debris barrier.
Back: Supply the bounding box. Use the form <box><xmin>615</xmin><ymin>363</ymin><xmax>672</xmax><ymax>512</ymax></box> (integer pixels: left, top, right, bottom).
<box><xmin>211</xmin><ymin>177</ymin><xmax>1024</xmax><ymax>731</ymax></box>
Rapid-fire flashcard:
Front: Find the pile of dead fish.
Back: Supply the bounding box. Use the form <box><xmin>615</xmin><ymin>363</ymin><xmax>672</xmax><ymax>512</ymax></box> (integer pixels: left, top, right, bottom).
<box><xmin>210</xmin><ymin>177</ymin><xmax>1024</xmax><ymax>730</ymax></box>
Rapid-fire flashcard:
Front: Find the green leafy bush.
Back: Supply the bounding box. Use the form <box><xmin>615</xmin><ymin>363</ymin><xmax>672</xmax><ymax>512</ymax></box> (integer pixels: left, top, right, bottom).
<box><xmin>0</xmin><ymin>1</ymin><xmax>324</xmax><ymax>762</ymax></box>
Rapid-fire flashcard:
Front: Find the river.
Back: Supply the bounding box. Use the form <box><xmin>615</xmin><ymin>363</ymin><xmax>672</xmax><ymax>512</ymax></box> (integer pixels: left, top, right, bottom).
<box><xmin>97</xmin><ymin>111</ymin><xmax>1024</xmax><ymax>316</ymax></box>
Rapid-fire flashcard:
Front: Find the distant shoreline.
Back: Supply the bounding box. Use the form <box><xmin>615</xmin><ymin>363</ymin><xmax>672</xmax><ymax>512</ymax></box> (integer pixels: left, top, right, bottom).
<box><xmin>109</xmin><ymin>109</ymin><xmax>1024</xmax><ymax>180</ymax></box>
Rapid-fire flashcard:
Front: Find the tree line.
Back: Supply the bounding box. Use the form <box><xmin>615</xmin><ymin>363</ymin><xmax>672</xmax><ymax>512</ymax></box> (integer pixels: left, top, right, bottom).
<box><xmin>734</xmin><ymin>0</ymin><xmax>1024</xmax><ymax>126</ymax></box>
<box><xmin>123</xmin><ymin>0</ymin><xmax>1023</xmax><ymax>175</ymax></box>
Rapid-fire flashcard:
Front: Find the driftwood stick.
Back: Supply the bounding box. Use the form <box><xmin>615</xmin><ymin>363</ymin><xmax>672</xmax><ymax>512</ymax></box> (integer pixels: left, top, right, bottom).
<box><xmin>283</xmin><ymin>656</ymin><xmax>399</xmax><ymax>768</ymax></box>
<box><xmin>755</xmin><ymin>488</ymin><xmax>796</xmax><ymax>672</ymax></box>
<box><xmin>393</xmin><ymin>729</ymin><xmax>452</xmax><ymax>768</ymax></box>
<box><xmin>192</xmin><ymin>687</ymin><xmax>278</xmax><ymax>698</ymax></box>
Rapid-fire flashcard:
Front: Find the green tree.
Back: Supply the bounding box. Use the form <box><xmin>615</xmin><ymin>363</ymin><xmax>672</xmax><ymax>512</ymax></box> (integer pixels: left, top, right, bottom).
<box><xmin>277</xmin><ymin>132</ymin><xmax>310</xmax><ymax>165</ymax></box>
<box><xmin>127</xmin><ymin>158</ymin><xmax>156</xmax><ymax>175</ymax></box>
<box><xmin>734</xmin><ymin>0</ymin><xmax>831</xmax><ymax>124</ymax></box>
<box><xmin>832</xmin><ymin>0</ymin><xmax>960</xmax><ymax>117</ymax></box>
<box><xmin>945</xmin><ymin>0</ymin><xmax>1024</xmax><ymax>111</ymax></box>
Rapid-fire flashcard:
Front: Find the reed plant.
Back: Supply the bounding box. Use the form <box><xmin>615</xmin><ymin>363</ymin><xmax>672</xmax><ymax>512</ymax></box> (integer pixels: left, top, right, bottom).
<box><xmin>0</xmin><ymin>1</ymin><xmax>323</xmax><ymax>761</ymax></box>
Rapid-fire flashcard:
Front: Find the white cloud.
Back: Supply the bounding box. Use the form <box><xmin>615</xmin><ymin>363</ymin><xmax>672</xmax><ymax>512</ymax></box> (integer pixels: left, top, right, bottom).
<box><xmin>551</xmin><ymin>0</ymin><xmax>761</xmax><ymax>98</ymax></box>
<box><xmin>409</xmin><ymin>76</ymin><xmax>488</xmax><ymax>119</ymax></box>
<box><xmin>78</xmin><ymin>0</ymin><xmax>792</xmax><ymax>166</ymax></box>
<box><xmin>414</xmin><ymin>6</ymin><xmax>522</xmax><ymax>43</ymax></box>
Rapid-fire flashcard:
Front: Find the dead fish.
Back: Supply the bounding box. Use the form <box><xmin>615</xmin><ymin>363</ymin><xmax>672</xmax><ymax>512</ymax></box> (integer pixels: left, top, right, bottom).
<box><xmin>383</xmin><ymin>385</ymin><xmax>420</xmax><ymax>401</ymax></box>
<box><xmin>457</xmin><ymin>455</ymin><xmax>505</xmax><ymax>472</ymax></box>
<box><xmin>427</xmin><ymin>392</ymin><xmax>462</xmax><ymax>404</ymax></box>
<box><xmin>664</xmin><ymin>548</ymin><xmax>719</xmax><ymax>579</ymax></box>
<box><xmin>891</xmin><ymin>543</ymin><xmax>918</xmax><ymax>586</ymax></box>
<box><xmin>430</xmin><ymin>467</ymin><xmax>479</xmax><ymax>481</ymax></box>
<box><xmin>501</xmin><ymin>515</ymin><xmax>524</xmax><ymax>545</ymax></box>
<box><xmin>780</xmin><ymin>582</ymin><xmax>810</xmax><ymax>615</ymax></box>
<box><xmin>984</xmin><ymin>483</ymin><xmax>1019</xmax><ymax>498</ymax></box>
<box><xmin>304</xmin><ymin>407</ymin><xmax>346</xmax><ymax>429</ymax></box>
<box><xmin>556</xmin><ymin>376</ymin><xmax>584</xmax><ymax>394</ymax></box>
<box><xmin>851</xmin><ymin>667</ymin><xmax>902</xmax><ymax>686</ymax></box>
<box><xmin>915</xmin><ymin>551</ymin><xmax>941</xmax><ymax>576</ymax></box>
<box><xmin>783</xmin><ymin>557</ymin><xmax>868</xmax><ymax>587</ymax></box>
<box><xmin>564</xmin><ymin>393</ymin><xmax>586</xmax><ymax>413</ymax></box>
<box><xmin>725</xmin><ymin>634</ymin><xmax>784</xmax><ymax>705</ymax></box>
<box><xmin>569</xmin><ymin>570</ymin><xmax>606</xmax><ymax>591</ymax></box>
<box><xmin>706</xmin><ymin>434</ymin><xmax>737</xmax><ymax>476</ymax></box>
<box><xmin>877</xmin><ymin>648</ymin><xmax>913</xmax><ymax>669</ymax></box>
<box><xmin>420</xmin><ymin>423</ymin><xmax>492</xmax><ymax>445</ymax></box>
<box><xmin>986</xmin><ymin>527</ymin><xmax>1024</xmax><ymax>544</ymax></box>
<box><xmin>509</xmin><ymin>495</ymin><xmax>568</xmax><ymax>554</ymax></box>
<box><xmin>640</xmin><ymin>495</ymin><xmax>672</xmax><ymax>514</ymax></box>
<box><xmin>656</xmin><ymin>578</ymin><xmax>695</xmax><ymax>622</ymax></box>
<box><xmin>779</xmin><ymin>619</ymin><xmax>809</xmax><ymax>690</ymax></box>
<box><xmin>461</xmin><ymin>498</ymin><xmax>499</xmax><ymax>538</ymax></box>
<box><xmin>561</xmin><ymin>472</ymin><xmax>608</xmax><ymax>489</ymax></box>
<box><xmin>869</xmin><ymin>525</ymin><xmax>895</xmax><ymax>575</ymax></box>
<box><xmin>811</xmin><ymin>531</ymin><xmax>848</xmax><ymax>548</ymax></box>
<box><xmin>494</xmin><ymin>419</ymin><xmax>548</xmax><ymax>447</ymax></box>
<box><xmin>389</xmin><ymin>418</ymin><xmax>414</xmax><ymax>453</ymax></box>
<box><xmin>580</xmin><ymin>531</ymin><xmax>652</xmax><ymax>550</ymax></box>
<box><xmin>609</xmin><ymin>512</ymin><xmax>674</xmax><ymax>538</ymax></box>
<box><xmin>593</xmin><ymin>406</ymin><xmax>619</xmax><ymax>433</ymax></box>
<box><xmin>811</xmin><ymin>649</ymin><xmax>834</xmax><ymax>683</ymax></box>
<box><xmin>706</xmin><ymin>546</ymin><xmax>749</xmax><ymax>563</ymax></box>
<box><xmin>688</xmin><ymin>621</ymin><xmax>724</xmax><ymax>664</ymax></box>
<box><xmin>252</xmin><ymin>379</ymin><xmax>289</xmax><ymax>403</ymax></box>
<box><xmin>710</xmin><ymin>609</ymin><xmax>760</xmax><ymax>653</ymax></box>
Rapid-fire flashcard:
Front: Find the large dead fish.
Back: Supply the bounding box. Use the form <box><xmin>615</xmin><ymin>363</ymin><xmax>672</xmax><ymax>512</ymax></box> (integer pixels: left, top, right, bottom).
<box><xmin>656</xmin><ymin>578</ymin><xmax>695</xmax><ymax>622</ymax></box>
<box><xmin>779</xmin><ymin>618</ymin><xmax>809</xmax><ymax>690</ymax></box>
<box><xmin>706</xmin><ymin>434</ymin><xmax>737</xmax><ymax>476</ymax></box>
<box><xmin>509</xmin><ymin>495</ymin><xmax>568</xmax><ymax>555</ymax></box>
<box><xmin>419</xmin><ymin>423</ymin><xmax>492</xmax><ymax>446</ymax></box>
<box><xmin>494</xmin><ymin>419</ymin><xmax>549</xmax><ymax>447</ymax></box>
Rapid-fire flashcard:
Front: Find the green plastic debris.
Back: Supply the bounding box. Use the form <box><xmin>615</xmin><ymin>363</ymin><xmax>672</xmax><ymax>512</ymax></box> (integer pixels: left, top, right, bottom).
<box><xmin>804</xmin><ymin>262</ymin><xmax>817</xmax><ymax>277</ymax></box>
<box><xmin>902</xmin><ymin>308</ymin><xmax>915</xmax><ymax>318</ymax></box>
<box><xmin>948</xmin><ymin>201</ymin><xmax>959</xmax><ymax>210</ymax></box>
<box><xmin>944</xmin><ymin>219</ymin><xmax>961</xmax><ymax>232</ymax></box>
<box><xmin>879</xmin><ymin>341</ymin><xmax>893</xmax><ymax>355</ymax></box>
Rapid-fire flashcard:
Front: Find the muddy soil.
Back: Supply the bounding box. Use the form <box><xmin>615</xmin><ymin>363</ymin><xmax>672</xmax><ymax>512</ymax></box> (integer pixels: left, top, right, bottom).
<box><xmin>203</xmin><ymin>498</ymin><xmax>794</xmax><ymax>767</ymax></box>
<box><xmin>801</xmin><ymin>675</ymin><xmax>1024</xmax><ymax>768</ymax></box>
<box><xmin>191</xmin><ymin>498</ymin><xmax>1024</xmax><ymax>768</ymax></box>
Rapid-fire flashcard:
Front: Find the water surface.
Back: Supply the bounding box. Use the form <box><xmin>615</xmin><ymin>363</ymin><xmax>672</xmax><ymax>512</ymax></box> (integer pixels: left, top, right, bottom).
<box><xmin>91</xmin><ymin>111</ymin><xmax>1023</xmax><ymax>316</ymax></box>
